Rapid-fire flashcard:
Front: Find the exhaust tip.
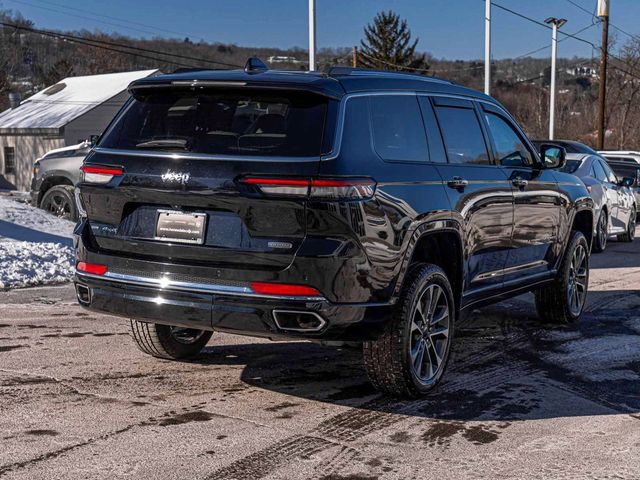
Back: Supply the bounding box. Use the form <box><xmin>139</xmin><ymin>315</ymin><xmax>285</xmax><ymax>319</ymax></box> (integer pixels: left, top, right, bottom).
<box><xmin>76</xmin><ymin>284</ymin><xmax>91</xmax><ymax>305</ymax></box>
<box><xmin>273</xmin><ymin>310</ymin><xmax>326</xmax><ymax>332</ymax></box>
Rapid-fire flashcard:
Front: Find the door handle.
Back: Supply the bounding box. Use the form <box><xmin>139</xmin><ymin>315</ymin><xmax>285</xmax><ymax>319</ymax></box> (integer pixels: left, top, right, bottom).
<box><xmin>447</xmin><ymin>177</ymin><xmax>469</xmax><ymax>189</ymax></box>
<box><xmin>512</xmin><ymin>177</ymin><xmax>529</xmax><ymax>188</ymax></box>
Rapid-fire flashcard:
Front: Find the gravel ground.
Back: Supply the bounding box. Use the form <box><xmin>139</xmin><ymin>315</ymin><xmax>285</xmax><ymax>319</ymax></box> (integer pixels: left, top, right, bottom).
<box><xmin>0</xmin><ymin>238</ymin><xmax>639</xmax><ymax>479</ymax></box>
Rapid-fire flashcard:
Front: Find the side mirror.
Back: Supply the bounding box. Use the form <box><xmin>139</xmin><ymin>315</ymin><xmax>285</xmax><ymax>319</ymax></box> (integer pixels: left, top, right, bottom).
<box><xmin>620</xmin><ymin>176</ymin><xmax>635</xmax><ymax>188</ymax></box>
<box><xmin>539</xmin><ymin>144</ymin><xmax>566</xmax><ymax>169</ymax></box>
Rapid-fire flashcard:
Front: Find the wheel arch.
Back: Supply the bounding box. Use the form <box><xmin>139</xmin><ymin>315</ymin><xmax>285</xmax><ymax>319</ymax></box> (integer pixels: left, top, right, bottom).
<box><xmin>37</xmin><ymin>175</ymin><xmax>74</xmax><ymax>206</ymax></box>
<box><xmin>394</xmin><ymin>220</ymin><xmax>464</xmax><ymax>311</ymax></box>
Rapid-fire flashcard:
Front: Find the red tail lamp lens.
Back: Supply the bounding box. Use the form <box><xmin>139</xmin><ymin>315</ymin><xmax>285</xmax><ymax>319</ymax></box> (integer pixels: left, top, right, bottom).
<box><xmin>77</xmin><ymin>262</ymin><xmax>107</xmax><ymax>275</ymax></box>
<box><xmin>251</xmin><ymin>282</ymin><xmax>322</xmax><ymax>297</ymax></box>
<box><xmin>81</xmin><ymin>165</ymin><xmax>123</xmax><ymax>184</ymax></box>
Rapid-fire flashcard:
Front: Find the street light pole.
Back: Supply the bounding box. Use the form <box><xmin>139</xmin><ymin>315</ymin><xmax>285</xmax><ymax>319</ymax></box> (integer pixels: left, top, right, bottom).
<box><xmin>484</xmin><ymin>0</ymin><xmax>491</xmax><ymax>95</ymax></box>
<box><xmin>545</xmin><ymin>17</ymin><xmax>567</xmax><ymax>140</ymax></box>
<box><xmin>308</xmin><ymin>0</ymin><xmax>316</xmax><ymax>71</ymax></box>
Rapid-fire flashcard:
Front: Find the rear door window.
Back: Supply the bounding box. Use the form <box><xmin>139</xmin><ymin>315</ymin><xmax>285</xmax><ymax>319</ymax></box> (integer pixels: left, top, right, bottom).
<box><xmin>433</xmin><ymin>101</ymin><xmax>491</xmax><ymax>165</ymax></box>
<box><xmin>369</xmin><ymin>95</ymin><xmax>428</xmax><ymax>162</ymax></box>
<box><xmin>100</xmin><ymin>90</ymin><xmax>329</xmax><ymax>157</ymax></box>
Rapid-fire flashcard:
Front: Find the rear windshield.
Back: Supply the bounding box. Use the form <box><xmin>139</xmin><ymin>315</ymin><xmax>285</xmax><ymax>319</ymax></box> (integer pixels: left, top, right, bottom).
<box><xmin>560</xmin><ymin>159</ymin><xmax>582</xmax><ymax>174</ymax></box>
<box><xmin>99</xmin><ymin>89</ymin><xmax>328</xmax><ymax>157</ymax></box>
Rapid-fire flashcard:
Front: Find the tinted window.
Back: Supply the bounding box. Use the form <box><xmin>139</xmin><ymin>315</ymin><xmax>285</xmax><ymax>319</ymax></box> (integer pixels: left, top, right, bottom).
<box><xmin>484</xmin><ymin>112</ymin><xmax>532</xmax><ymax>167</ymax></box>
<box><xmin>369</xmin><ymin>95</ymin><xmax>428</xmax><ymax>162</ymax></box>
<box><xmin>601</xmin><ymin>161</ymin><xmax>618</xmax><ymax>183</ymax></box>
<box><xmin>592</xmin><ymin>160</ymin><xmax>608</xmax><ymax>182</ymax></box>
<box><xmin>560</xmin><ymin>159</ymin><xmax>582</xmax><ymax>174</ymax></box>
<box><xmin>100</xmin><ymin>90</ymin><xmax>328</xmax><ymax>157</ymax></box>
<box><xmin>435</xmin><ymin>106</ymin><xmax>490</xmax><ymax>165</ymax></box>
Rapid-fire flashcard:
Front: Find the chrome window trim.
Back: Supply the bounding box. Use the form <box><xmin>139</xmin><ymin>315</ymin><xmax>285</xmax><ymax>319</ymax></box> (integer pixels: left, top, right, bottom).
<box><xmin>75</xmin><ymin>270</ymin><xmax>326</xmax><ymax>302</ymax></box>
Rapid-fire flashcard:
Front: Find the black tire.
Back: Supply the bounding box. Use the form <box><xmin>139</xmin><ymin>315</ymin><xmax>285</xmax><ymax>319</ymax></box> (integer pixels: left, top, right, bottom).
<box><xmin>40</xmin><ymin>185</ymin><xmax>78</xmax><ymax>221</ymax></box>
<box><xmin>363</xmin><ymin>264</ymin><xmax>455</xmax><ymax>398</ymax></box>
<box><xmin>592</xmin><ymin>210</ymin><xmax>607</xmax><ymax>253</ymax></box>
<box><xmin>535</xmin><ymin>231</ymin><xmax>589</xmax><ymax>325</ymax></box>
<box><xmin>129</xmin><ymin>320</ymin><xmax>213</xmax><ymax>360</ymax></box>
<box><xmin>617</xmin><ymin>207</ymin><xmax>636</xmax><ymax>242</ymax></box>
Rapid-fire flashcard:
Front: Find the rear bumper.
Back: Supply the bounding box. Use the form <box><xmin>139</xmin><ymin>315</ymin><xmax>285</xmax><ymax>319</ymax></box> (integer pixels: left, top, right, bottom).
<box><xmin>74</xmin><ymin>271</ymin><xmax>393</xmax><ymax>341</ymax></box>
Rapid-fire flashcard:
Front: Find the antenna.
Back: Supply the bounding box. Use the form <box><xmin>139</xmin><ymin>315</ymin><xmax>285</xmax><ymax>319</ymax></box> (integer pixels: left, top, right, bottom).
<box><xmin>244</xmin><ymin>57</ymin><xmax>268</xmax><ymax>74</ymax></box>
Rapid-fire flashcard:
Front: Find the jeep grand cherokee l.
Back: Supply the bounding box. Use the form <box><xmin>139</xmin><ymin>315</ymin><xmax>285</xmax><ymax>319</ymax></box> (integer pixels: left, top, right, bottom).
<box><xmin>74</xmin><ymin>61</ymin><xmax>595</xmax><ymax>398</ymax></box>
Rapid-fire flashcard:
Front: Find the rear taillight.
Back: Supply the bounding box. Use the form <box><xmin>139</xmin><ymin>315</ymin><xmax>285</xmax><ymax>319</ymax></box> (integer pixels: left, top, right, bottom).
<box><xmin>240</xmin><ymin>177</ymin><xmax>376</xmax><ymax>200</ymax></box>
<box><xmin>76</xmin><ymin>262</ymin><xmax>107</xmax><ymax>275</ymax></box>
<box><xmin>80</xmin><ymin>165</ymin><xmax>123</xmax><ymax>184</ymax></box>
<box><xmin>250</xmin><ymin>282</ymin><xmax>322</xmax><ymax>298</ymax></box>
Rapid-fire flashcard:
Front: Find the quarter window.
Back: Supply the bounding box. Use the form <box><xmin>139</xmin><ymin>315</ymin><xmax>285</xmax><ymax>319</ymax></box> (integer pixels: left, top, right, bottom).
<box><xmin>483</xmin><ymin>112</ymin><xmax>532</xmax><ymax>167</ymax></box>
<box><xmin>3</xmin><ymin>147</ymin><xmax>15</xmax><ymax>175</ymax></box>
<box><xmin>434</xmin><ymin>105</ymin><xmax>490</xmax><ymax>165</ymax></box>
<box><xmin>369</xmin><ymin>95</ymin><xmax>428</xmax><ymax>162</ymax></box>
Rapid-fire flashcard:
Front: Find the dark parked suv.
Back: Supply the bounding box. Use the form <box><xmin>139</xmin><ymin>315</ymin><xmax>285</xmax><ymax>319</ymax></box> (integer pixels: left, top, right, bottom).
<box><xmin>74</xmin><ymin>61</ymin><xmax>595</xmax><ymax>397</ymax></box>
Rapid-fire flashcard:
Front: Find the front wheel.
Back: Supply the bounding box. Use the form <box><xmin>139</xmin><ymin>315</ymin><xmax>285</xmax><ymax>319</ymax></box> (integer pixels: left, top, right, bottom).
<box><xmin>129</xmin><ymin>320</ymin><xmax>213</xmax><ymax>360</ymax></box>
<box><xmin>617</xmin><ymin>207</ymin><xmax>636</xmax><ymax>242</ymax></box>
<box><xmin>535</xmin><ymin>231</ymin><xmax>589</xmax><ymax>324</ymax></box>
<box><xmin>40</xmin><ymin>185</ymin><xmax>78</xmax><ymax>221</ymax></box>
<box><xmin>592</xmin><ymin>210</ymin><xmax>607</xmax><ymax>253</ymax></box>
<box><xmin>363</xmin><ymin>264</ymin><xmax>455</xmax><ymax>398</ymax></box>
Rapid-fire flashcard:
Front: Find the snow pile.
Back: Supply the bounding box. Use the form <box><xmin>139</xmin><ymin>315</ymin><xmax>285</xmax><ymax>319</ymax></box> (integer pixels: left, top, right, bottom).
<box><xmin>0</xmin><ymin>241</ymin><xmax>74</xmax><ymax>289</ymax></box>
<box><xmin>0</xmin><ymin>197</ymin><xmax>75</xmax><ymax>290</ymax></box>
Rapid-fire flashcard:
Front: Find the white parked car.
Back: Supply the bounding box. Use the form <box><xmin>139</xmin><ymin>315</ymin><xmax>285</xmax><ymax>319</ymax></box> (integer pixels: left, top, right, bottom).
<box><xmin>599</xmin><ymin>151</ymin><xmax>640</xmax><ymax>164</ymax></box>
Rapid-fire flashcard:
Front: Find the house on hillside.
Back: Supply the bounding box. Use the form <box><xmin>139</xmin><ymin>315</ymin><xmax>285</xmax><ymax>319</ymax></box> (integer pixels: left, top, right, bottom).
<box><xmin>0</xmin><ymin>69</ymin><xmax>158</xmax><ymax>191</ymax></box>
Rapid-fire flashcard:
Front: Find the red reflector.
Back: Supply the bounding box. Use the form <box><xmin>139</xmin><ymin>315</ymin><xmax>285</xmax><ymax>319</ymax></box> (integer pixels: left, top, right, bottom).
<box><xmin>81</xmin><ymin>165</ymin><xmax>124</xmax><ymax>176</ymax></box>
<box><xmin>77</xmin><ymin>262</ymin><xmax>107</xmax><ymax>275</ymax></box>
<box><xmin>251</xmin><ymin>282</ymin><xmax>322</xmax><ymax>297</ymax></box>
<box><xmin>242</xmin><ymin>178</ymin><xmax>310</xmax><ymax>186</ymax></box>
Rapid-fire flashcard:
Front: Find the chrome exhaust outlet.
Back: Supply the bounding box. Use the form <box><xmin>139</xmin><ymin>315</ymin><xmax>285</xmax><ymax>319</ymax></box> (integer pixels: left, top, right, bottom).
<box><xmin>76</xmin><ymin>284</ymin><xmax>91</xmax><ymax>305</ymax></box>
<box><xmin>272</xmin><ymin>310</ymin><xmax>326</xmax><ymax>332</ymax></box>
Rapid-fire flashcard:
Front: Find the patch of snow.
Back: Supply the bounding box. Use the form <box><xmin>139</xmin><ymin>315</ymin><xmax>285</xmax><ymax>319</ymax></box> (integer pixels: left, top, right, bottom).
<box><xmin>0</xmin><ymin>197</ymin><xmax>75</xmax><ymax>289</ymax></box>
<box><xmin>0</xmin><ymin>241</ymin><xmax>74</xmax><ymax>289</ymax></box>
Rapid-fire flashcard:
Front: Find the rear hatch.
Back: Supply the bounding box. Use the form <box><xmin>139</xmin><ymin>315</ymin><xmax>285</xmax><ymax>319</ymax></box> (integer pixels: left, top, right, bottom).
<box><xmin>79</xmin><ymin>85</ymin><xmax>336</xmax><ymax>270</ymax></box>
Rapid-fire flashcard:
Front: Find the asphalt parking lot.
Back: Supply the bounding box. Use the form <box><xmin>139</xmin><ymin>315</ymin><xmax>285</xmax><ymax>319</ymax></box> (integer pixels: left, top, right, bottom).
<box><xmin>1</xmin><ymin>237</ymin><xmax>639</xmax><ymax>480</ymax></box>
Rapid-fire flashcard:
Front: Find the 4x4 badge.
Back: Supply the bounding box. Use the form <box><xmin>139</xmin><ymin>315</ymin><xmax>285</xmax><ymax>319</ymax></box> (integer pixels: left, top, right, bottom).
<box><xmin>161</xmin><ymin>171</ymin><xmax>190</xmax><ymax>184</ymax></box>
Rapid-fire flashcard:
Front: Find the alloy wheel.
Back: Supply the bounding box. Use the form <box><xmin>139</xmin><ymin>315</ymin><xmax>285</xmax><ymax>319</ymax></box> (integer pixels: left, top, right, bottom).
<box><xmin>598</xmin><ymin>213</ymin><xmax>607</xmax><ymax>249</ymax></box>
<box><xmin>567</xmin><ymin>244</ymin><xmax>588</xmax><ymax>317</ymax></box>
<box><xmin>629</xmin><ymin>210</ymin><xmax>636</xmax><ymax>240</ymax></box>
<box><xmin>44</xmin><ymin>193</ymin><xmax>72</xmax><ymax>220</ymax></box>
<box><xmin>409</xmin><ymin>284</ymin><xmax>451</xmax><ymax>385</ymax></box>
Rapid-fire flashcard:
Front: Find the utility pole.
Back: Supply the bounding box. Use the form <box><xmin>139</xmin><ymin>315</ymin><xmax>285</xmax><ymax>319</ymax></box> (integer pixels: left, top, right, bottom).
<box><xmin>545</xmin><ymin>17</ymin><xmax>567</xmax><ymax>140</ymax></box>
<box><xmin>597</xmin><ymin>0</ymin><xmax>610</xmax><ymax>149</ymax></box>
<box><xmin>308</xmin><ymin>0</ymin><xmax>316</xmax><ymax>71</ymax></box>
<box><xmin>484</xmin><ymin>0</ymin><xmax>491</xmax><ymax>95</ymax></box>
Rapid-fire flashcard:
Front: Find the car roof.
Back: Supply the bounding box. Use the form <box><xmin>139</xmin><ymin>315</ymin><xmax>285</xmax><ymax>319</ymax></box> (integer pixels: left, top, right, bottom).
<box><xmin>128</xmin><ymin>66</ymin><xmax>497</xmax><ymax>104</ymax></box>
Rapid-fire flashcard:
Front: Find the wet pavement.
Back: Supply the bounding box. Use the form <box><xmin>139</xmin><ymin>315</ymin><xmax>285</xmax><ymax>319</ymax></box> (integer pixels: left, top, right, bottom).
<box><xmin>0</xmin><ymin>238</ymin><xmax>639</xmax><ymax>479</ymax></box>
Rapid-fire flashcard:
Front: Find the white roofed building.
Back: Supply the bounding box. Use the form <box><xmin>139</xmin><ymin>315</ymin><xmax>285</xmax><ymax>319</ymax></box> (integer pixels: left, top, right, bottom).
<box><xmin>0</xmin><ymin>69</ymin><xmax>157</xmax><ymax>190</ymax></box>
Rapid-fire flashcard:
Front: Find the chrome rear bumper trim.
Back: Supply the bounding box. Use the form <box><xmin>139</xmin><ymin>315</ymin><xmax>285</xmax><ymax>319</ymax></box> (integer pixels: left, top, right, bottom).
<box><xmin>75</xmin><ymin>270</ymin><xmax>326</xmax><ymax>302</ymax></box>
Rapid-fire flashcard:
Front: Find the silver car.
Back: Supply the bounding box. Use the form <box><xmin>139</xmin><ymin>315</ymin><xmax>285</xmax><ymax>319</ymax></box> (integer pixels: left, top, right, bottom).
<box><xmin>561</xmin><ymin>153</ymin><xmax>636</xmax><ymax>252</ymax></box>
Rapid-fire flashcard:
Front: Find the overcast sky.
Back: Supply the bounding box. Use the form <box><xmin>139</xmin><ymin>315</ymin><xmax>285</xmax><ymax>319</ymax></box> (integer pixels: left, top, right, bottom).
<box><xmin>3</xmin><ymin>0</ymin><xmax>640</xmax><ymax>59</ymax></box>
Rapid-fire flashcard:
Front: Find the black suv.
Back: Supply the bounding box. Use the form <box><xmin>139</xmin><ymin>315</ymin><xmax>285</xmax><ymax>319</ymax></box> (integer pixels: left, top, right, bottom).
<box><xmin>74</xmin><ymin>62</ymin><xmax>595</xmax><ymax>398</ymax></box>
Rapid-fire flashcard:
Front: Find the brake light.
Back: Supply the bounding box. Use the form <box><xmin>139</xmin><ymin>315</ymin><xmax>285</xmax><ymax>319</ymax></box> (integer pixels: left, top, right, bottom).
<box><xmin>240</xmin><ymin>177</ymin><xmax>376</xmax><ymax>200</ymax></box>
<box><xmin>251</xmin><ymin>282</ymin><xmax>322</xmax><ymax>297</ymax></box>
<box><xmin>76</xmin><ymin>262</ymin><xmax>107</xmax><ymax>275</ymax></box>
<box><xmin>81</xmin><ymin>165</ymin><xmax>123</xmax><ymax>184</ymax></box>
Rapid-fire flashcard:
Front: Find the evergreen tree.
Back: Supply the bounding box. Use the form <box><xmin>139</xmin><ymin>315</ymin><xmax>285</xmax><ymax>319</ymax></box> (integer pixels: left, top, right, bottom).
<box><xmin>359</xmin><ymin>11</ymin><xmax>429</xmax><ymax>73</ymax></box>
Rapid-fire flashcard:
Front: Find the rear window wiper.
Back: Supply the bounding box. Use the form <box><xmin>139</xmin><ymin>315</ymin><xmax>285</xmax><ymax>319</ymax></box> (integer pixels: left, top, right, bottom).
<box><xmin>135</xmin><ymin>139</ymin><xmax>190</xmax><ymax>150</ymax></box>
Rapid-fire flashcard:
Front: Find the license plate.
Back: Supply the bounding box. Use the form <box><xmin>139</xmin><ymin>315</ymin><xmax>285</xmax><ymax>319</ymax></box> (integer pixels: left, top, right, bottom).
<box><xmin>155</xmin><ymin>210</ymin><xmax>207</xmax><ymax>245</ymax></box>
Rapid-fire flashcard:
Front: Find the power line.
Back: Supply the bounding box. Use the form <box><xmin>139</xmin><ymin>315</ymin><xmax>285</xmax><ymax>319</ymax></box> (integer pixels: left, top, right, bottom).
<box><xmin>0</xmin><ymin>21</ymin><xmax>242</xmax><ymax>68</ymax></box>
<box><xmin>563</xmin><ymin>0</ymin><xmax>599</xmax><ymax>23</ymax></box>
<box><xmin>0</xmin><ymin>21</ymin><xmax>199</xmax><ymax>68</ymax></box>
<box><xmin>25</xmin><ymin>0</ymin><xmax>203</xmax><ymax>39</ymax></box>
<box><xmin>357</xmin><ymin>50</ymin><xmax>430</xmax><ymax>73</ymax></box>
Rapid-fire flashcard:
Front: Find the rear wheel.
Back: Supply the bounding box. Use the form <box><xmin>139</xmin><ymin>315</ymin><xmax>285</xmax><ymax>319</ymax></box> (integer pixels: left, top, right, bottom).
<box><xmin>592</xmin><ymin>210</ymin><xmax>607</xmax><ymax>253</ymax></box>
<box><xmin>535</xmin><ymin>231</ymin><xmax>589</xmax><ymax>325</ymax></box>
<box><xmin>617</xmin><ymin>207</ymin><xmax>636</xmax><ymax>242</ymax></box>
<box><xmin>129</xmin><ymin>320</ymin><xmax>213</xmax><ymax>360</ymax></box>
<box><xmin>363</xmin><ymin>264</ymin><xmax>455</xmax><ymax>398</ymax></box>
<box><xmin>40</xmin><ymin>185</ymin><xmax>77</xmax><ymax>221</ymax></box>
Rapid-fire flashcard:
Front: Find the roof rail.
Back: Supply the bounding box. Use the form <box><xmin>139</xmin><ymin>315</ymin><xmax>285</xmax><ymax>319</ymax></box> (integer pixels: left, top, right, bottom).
<box><xmin>325</xmin><ymin>66</ymin><xmax>451</xmax><ymax>85</ymax></box>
